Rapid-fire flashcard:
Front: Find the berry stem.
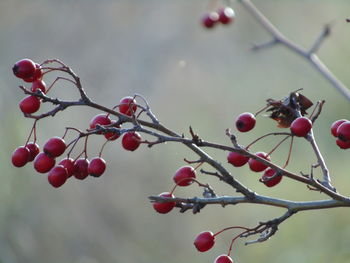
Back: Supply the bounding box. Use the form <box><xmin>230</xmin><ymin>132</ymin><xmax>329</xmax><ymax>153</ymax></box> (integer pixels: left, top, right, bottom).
<box><xmin>213</xmin><ymin>226</ymin><xmax>251</xmax><ymax>237</ymax></box>
<box><xmin>99</xmin><ymin>140</ymin><xmax>109</xmax><ymax>157</ymax></box>
<box><xmin>246</xmin><ymin>132</ymin><xmax>290</xmax><ymax>150</ymax></box>
<box><xmin>254</xmin><ymin>104</ymin><xmax>270</xmax><ymax>117</ymax></box>
<box><xmin>194</xmin><ymin>162</ymin><xmax>204</xmax><ymax>171</ymax></box>
<box><xmin>25</xmin><ymin>120</ymin><xmax>38</xmax><ymax>145</ymax></box>
<box><xmin>267</xmin><ymin>135</ymin><xmax>291</xmax><ymax>156</ymax></box>
<box><xmin>227</xmin><ymin>230</ymin><xmax>248</xmax><ymax>257</ymax></box>
<box><xmin>283</xmin><ymin>136</ymin><xmax>294</xmax><ymax>169</ymax></box>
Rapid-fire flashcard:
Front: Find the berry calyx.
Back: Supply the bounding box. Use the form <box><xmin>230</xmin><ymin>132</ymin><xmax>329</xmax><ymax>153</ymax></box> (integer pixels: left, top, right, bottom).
<box><xmin>214</xmin><ymin>254</ymin><xmax>233</xmax><ymax>263</ymax></box>
<box><xmin>235</xmin><ymin>112</ymin><xmax>256</xmax><ymax>132</ymax></box>
<box><xmin>88</xmin><ymin>157</ymin><xmax>106</xmax><ymax>177</ymax></box>
<box><xmin>194</xmin><ymin>231</ymin><xmax>215</xmax><ymax>252</ymax></box>
<box><xmin>11</xmin><ymin>146</ymin><xmax>30</xmax><ymax>167</ymax></box>
<box><xmin>152</xmin><ymin>192</ymin><xmax>176</xmax><ymax>214</ymax></box>
<box><xmin>122</xmin><ymin>131</ymin><xmax>142</xmax><ymax>151</ymax></box>
<box><xmin>218</xmin><ymin>7</ymin><xmax>235</xmax><ymax>25</ymax></box>
<box><xmin>19</xmin><ymin>95</ymin><xmax>41</xmax><ymax>114</ymax></box>
<box><xmin>31</xmin><ymin>79</ymin><xmax>46</xmax><ymax>94</ymax></box>
<box><xmin>331</xmin><ymin>119</ymin><xmax>347</xmax><ymax>137</ymax></box>
<box><xmin>48</xmin><ymin>165</ymin><xmax>68</xmax><ymax>188</ymax></box>
<box><xmin>336</xmin><ymin>138</ymin><xmax>350</xmax><ymax>149</ymax></box>
<box><xmin>202</xmin><ymin>12</ymin><xmax>219</xmax><ymax>28</ymax></box>
<box><xmin>248</xmin><ymin>152</ymin><xmax>270</xmax><ymax>172</ymax></box>
<box><xmin>43</xmin><ymin>137</ymin><xmax>66</xmax><ymax>157</ymax></box>
<box><xmin>12</xmin><ymin>59</ymin><xmax>36</xmax><ymax>79</ymax></box>
<box><xmin>119</xmin><ymin>96</ymin><xmax>137</xmax><ymax>116</ymax></box>
<box><xmin>58</xmin><ymin>158</ymin><xmax>75</xmax><ymax>177</ymax></box>
<box><xmin>26</xmin><ymin>142</ymin><xmax>40</xmax><ymax>161</ymax></box>
<box><xmin>227</xmin><ymin>152</ymin><xmax>249</xmax><ymax>167</ymax></box>
<box><xmin>290</xmin><ymin>117</ymin><xmax>312</xmax><ymax>137</ymax></box>
<box><xmin>261</xmin><ymin>168</ymin><xmax>282</xmax><ymax>187</ymax></box>
<box><xmin>34</xmin><ymin>152</ymin><xmax>56</xmax><ymax>173</ymax></box>
<box><xmin>336</xmin><ymin>121</ymin><xmax>350</xmax><ymax>141</ymax></box>
<box><xmin>73</xmin><ymin>158</ymin><xmax>90</xmax><ymax>180</ymax></box>
<box><xmin>173</xmin><ymin>166</ymin><xmax>196</xmax><ymax>186</ymax></box>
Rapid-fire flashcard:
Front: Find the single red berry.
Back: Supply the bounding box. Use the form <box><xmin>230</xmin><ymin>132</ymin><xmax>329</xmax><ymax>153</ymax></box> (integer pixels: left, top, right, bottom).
<box><xmin>12</xmin><ymin>59</ymin><xmax>36</xmax><ymax>79</ymax></box>
<box><xmin>173</xmin><ymin>166</ymin><xmax>196</xmax><ymax>186</ymax></box>
<box><xmin>19</xmin><ymin>95</ymin><xmax>41</xmax><ymax>114</ymax></box>
<box><xmin>202</xmin><ymin>12</ymin><xmax>219</xmax><ymax>28</ymax></box>
<box><xmin>331</xmin><ymin>119</ymin><xmax>347</xmax><ymax>137</ymax></box>
<box><xmin>235</xmin><ymin>112</ymin><xmax>256</xmax><ymax>132</ymax></box>
<box><xmin>122</xmin><ymin>131</ymin><xmax>142</xmax><ymax>151</ymax></box>
<box><xmin>73</xmin><ymin>158</ymin><xmax>90</xmax><ymax>180</ymax></box>
<box><xmin>218</xmin><ymin>7</ymin><xmax>235</xmax><ymax>24</ymax></box>
<box><xmin>261</xmin><ymin>168</ymin><xmax>282</xmax><ymax>187</ymax></box>
<box><xmin>119</xmin><ymin>96</ymin><xmax>137</xmax><ymax>116</ymax></box>
<box><xmin>336</xmin><ymin>138</ymin><xmax>350</xmax><ymax>149</ymax></box>
<box><xmin>227</xmin><ymin>152</ymin><xmax>249</xmax><ymax>167</ymax></box>
<box><xmin>336</xmin><ymin>121</ymin><xmax>350</xmax><ymax>141</ymax></box>
<box><xmin>23</xmin><ymin>64</ymin><xmax>43</xmax><ymax>82</ymax></box>
<box><xmin>194</xmin><ymin>231</ymin><xmax>215</xmax><ymax>252</ymax></box>
<box><xmin>48</xmin><ymin>165</ymin><xmax>68</xmax><ymax>188</ymax></box>
<box><xmin>34</xmin><ymin>152</ymin><xmax>56</xmax><ymax>173</ymax></box>
<box><xmin>152</xmin><ymin>192</ymin><xmax>176</xmax><ymax>214</ymax></box>
<box><xmin>248</xmin><ymin>152</ymin><xmax>270</xmax><ymax>172</ymax></box>
<box><xmin>58</xmin><ymin>158</ymin><xmax>75</xmax><ymax>177</ymax></box>
<box><xmin>88</xmin><ymin>157</ymin><xmax>106</xmax><ymax>177</ymax></box>
<box><xmin>89</xmin><ymin>114</ymin><xmax>112</xmax><ymax>132</ymax></box>
<box><xmin>11</xmin><ymin>146</ymin><xmax>30</xmax><ymax>167</ymax></box>
<box><xmin>26</xmin><ymin>142</ymin><xmax>40</xmax><ymax>161</ymax></box>
<box><xmin>214</xmin><ymin>254</ymin><xmax>233</xmax><ymax>263</ymax></box>
<box><xmin>43</xmin><ymin>137</ymin><xmax>66</xmax><ymax>157</ymax></box>
<box><xmin>290</xmin><ymin>117</ymin><xmax>312</xmax><ymax>137</ymax></box>
<box><xmin>31</xmin><ymin>79</ymin><xmax>46</xmax><ymax>94</ymax></box>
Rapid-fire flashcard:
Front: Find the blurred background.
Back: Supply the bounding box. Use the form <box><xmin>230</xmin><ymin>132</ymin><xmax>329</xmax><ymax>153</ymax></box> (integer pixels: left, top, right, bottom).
<box><xmin>1</xmin><ymin>0</ymin><xmax>350</xmax><ymax>262</ymax></box>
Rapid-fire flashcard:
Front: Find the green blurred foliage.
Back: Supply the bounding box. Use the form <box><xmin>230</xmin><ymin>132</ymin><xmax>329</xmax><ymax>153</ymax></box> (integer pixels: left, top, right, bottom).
<box><xmin>1</xmin><ymin>0</ymin><xmax>350</xmax><ymax>262</ymax></box>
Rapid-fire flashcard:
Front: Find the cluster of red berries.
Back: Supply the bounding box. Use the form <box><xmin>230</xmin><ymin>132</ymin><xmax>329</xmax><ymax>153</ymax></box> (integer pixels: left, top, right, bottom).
<box><xmin>202</xmin><ymin>7</ymin><xmax>235</xmax><ymax>29</ymax></box>
<box><xmin>331</xmin><ymin>119</ymin><xmax>350</xmax><ymax>149</ymax></box>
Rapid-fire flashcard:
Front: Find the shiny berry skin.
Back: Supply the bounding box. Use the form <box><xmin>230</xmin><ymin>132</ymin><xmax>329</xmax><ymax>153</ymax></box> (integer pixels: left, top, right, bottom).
<box><xmin>202</xmin><ymin>12</ymin><xmax>219</xmax><ymax>28</ymax></box>
<box><xmin>290</xmin><ymin>117</ymin><xmax>312</xmax><ymax>137</ymax></box>
<box><xmin>43</xmin><ymin>137</ymin><xmax>66</xmax><ymax>157</ymax></box>
<box><xmin>173</xmin><ymin>166</ymin><xmax>196</xmax><ymax>186</ymax></box>
<box><xmin>336</xmin><ymin>121</ymin><xmax>350</xmax><ymax>141</ymax></box>
<box><xmin>235</xmin><ymin>112</ymin><xmax>256</xmax><ymax>132</ymax></box>
<box><xmin>34</xmin><ymin>152</ymin><xmax>56</xmax><ymax>173</ymax></box>
<box><xmin>261</xmin><ymin>168</ymin><xmax>282</xmax><ymax>187</ymax></box>
<box><xmin>122</xmin><ymin>131</ymin><xmax>142</xmax><ymax>151</ymax></box>
<box><xmin>88</xmin><ymin>157</ymin><xmax>106</xmax><ymax>177</ymax></box>
<box><xmin>26</xmin><ymin>142</ymin><xmax>40</xmax><ymax>161</ymax></box>
<box><xmin>48</xmin><ymin>165</ymin><xmax>68</xmax><ymax>188</ymax></box>
<box><xmin>248</xmin><ymin>152</ymin><xmax>270</xmax><ymax>172</ymax></box>
<box><xmin>153</xmin><ymin>192</ymin><xmax>176</xmax><ymax>214</ymax></box>
<box><xmin>214</xmin><ymin>254</ymin><xmax>233</xmax><ymax>263</ymax></box>
<box><xmin>227</xmin><ymin>152</ymin><xmax>249</xmax><ymax>167</ymax></box>
<box><xmin>218</xmin><ymin>7</ymin><xmax>235</xmax><ymax>24</ymax></box>
<box><xmin>331</xmin><ymin>119</ymin><xmax>347</xmax><ymax>137</ymax></box>
<box><xmin>11</xmin><ymin>146</ymin><xmax>30</xmax><ymax>167</ymax></box>
<box><xmin>90</xmin><ymin>114</ymin><xmax>111</xmax><ymax>131</ymax></box>
<box><xmin>336</xmin><ymin>138</ymin><xmax>350</xmax><ymax>149</ymax></box>
<box><xmin>194</xmin><ymin>231</ymin><xmax>215</xmax><ymax>252</ymax></box>
<box><xmin>23</xmin><ymin>64</ymin><xmax>43</xmax><ymax>82</ymax></box>
<box><xmin>119</xmin><ymin>96</ymin><xmax>137</xmax><ymax>116</ymax></box>
<box><xmin>31</xmin><ymin>79</ymin><xmax>46</xmax><ymax>94</ymax></box>
<box><xmin>12</xmin><ymin>59</ymin><xmax>36</xmax><ymax>79</ymax></box>
<box><xmin>73</xmin><ymin>158</ymin><xmax>90</xmax><ymax>180</ymax></box>
<box><xmin>19</xmin><ymin>95</ymin><xmax>41</xmax><ymax>114</ymax></box>
<box><xmin>58</xmin><ymin>158</ymin><xmax>75</xmax><ymax>177</ymax></box>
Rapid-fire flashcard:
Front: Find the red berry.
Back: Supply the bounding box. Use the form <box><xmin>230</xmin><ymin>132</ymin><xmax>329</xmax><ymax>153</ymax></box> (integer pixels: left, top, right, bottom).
<box><xmin>173</xmin><ymin>166</ymin><xmax>196</xmax><ymax>186</ymax></box>
<box><xmin>19</xmin><ymin>95</ymin><xmax>41</xmax><ymax>114</ymax></box>
<box><xmin>227</xmin><ymin>152</ymin><xmax>249</xmax><ymax>167</ymax></box>
<box><xmin>336</xmin><ymin>121</ymin><xmax>350</xmax><ymax>141</ymax></box>
<box><xmin>153</xmin><ymin>192</ymin><xmax>176</xmax><ymax>214</ymax></box>
<box><xmin>202</xmin><ymin>12</ymin><xmax>219</xmax><ymax>28</ymax></box>
<box><xmin>90</xmin><ymin>114</ymin><xmax>111</xmax><ymax>131</ymax></box>
<box><xmin>48</xmin><ymin>165</ymin><xmax>68</xmax><ymax>188</ymax></box>
<box><xmin>11</xmin><ymin>146</ymin><xmax>30</xmax><ymax>167</ymax></box>
<box><xmin>88</xmin><ymin>157</ymin><xmax>106</xmax><ymax>177</ymax></box>
<box><xmin>122</xmin><ymin>131</ymin><xmax>142</xmax><ymax>151</ymax></box>
<box><xmin>12</xmin><ymin>59</ymin><xmax>36</xmax><ymax>79</ymax></box>
<box><xmin>73</xmin><ymin>158</ymin><xmax>90</xmax><ymax>180</ymax></box>
<box><xmin>34</xmin><ymin>152</ymin><xmax>56</xmax><ymax>173</ymax></box>
<box><xmin>214</xmin><ymin>254</ymin><xmax>233</xmax><ymax>263</ymax></box>
<box><xmin>218</xmin><ymin>7</ymin><xmax>235</xmax><ymax>24</ymax></box>
<box><xmin>31</xmin><ymin>79</ymin><xmax>46</xmax><ymax>94</ymax></box>
<box><xmin>248</xmin><ymin>152</ymin><xmax>270</xmax><ymax>172</ymax></box>
<box><xmin>336</xmin><ymin>138</ymin><xmax>350</xmax><ymax>149</ymax></box>
<box><xmin>23</xmin><ymin>64</ymin><xmax>43</xmax><ymax>82</ymax></box>
<box><xmin>331</xmin><ymin>119</ymin><xmax>347</xmax><ymax>137</ymax></box>
<box><xmin>58</xmin><ymin>158</ymin><xmax>75</xmax><ymax>177</ymax></box>
<box><xmin>261</xmin><ymin>168</ymin><xmax>282</xmax><ymax>187</ymax></box>
<box><xmin>235</xmin><ymin>112</ymin><xmax>256</xmax><ymax>132</ymax></box>
<box><xmin>119</xmin><ymin>96</ymin><xmax>137</xmax><ymax>116</ymax></box>
<box><xmin>194</xmin><ymin>231</ymin><xmax>215</xmax><ymax>252</ymax></box>
<box><xmin>290</xmin><ymin>117</ymin><xmax>312</xmax><ymax>137</ymax></box>
<box><xmin>43</xmin><ymin>137</ymin><xmax>66</xmax><ymax>157</ymax></box>
<box><xmin>26</xmin><ymin>142</ymin><xmax>40</xmax><ymax>161</ymax></box>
